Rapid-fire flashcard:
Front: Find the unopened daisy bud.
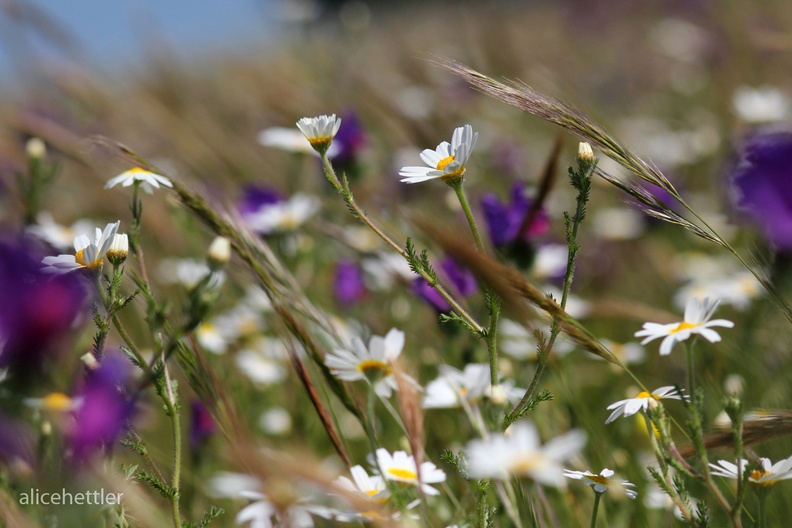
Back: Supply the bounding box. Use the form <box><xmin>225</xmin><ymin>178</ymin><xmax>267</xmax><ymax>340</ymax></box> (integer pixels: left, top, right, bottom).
<box><xmin>81</xmin><ymin>352</ymin><xmax>99</xmax><ymax>370</ymax></box>
<box><xmin>490</xmin><ymin>384</ymin><xmax>508</xmax><ymax>406</ymax></box>
<box><xmin>26</xmin><ymin>137</ymin><xmax>46</xmax><ymax>159</ymax></box>
<box><xmin>724</xmin><ymin>374</ymin><xmax>744</xmax><ymax>396</ymax></box>
<box><xmin>207</xmin><ymin>236</ymin><xmax>231</xmax><ymax>269</ymax></box>
<box><xmin>296</xmin><ymin>114</ymin><xmax>342</xmax><ymax>155</ymax></box>
<box><xmin>106</xmin><ymin>233</ymin><xmax>129</xmax><ymax>266</ymax></box>
<box><xmin>577</xmin><ymin>142</ymin><xmax>595</xmax><ymax>164</ymax></box>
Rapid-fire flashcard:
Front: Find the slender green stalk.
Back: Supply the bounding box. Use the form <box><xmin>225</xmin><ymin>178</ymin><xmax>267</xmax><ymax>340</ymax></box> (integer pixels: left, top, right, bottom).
<box><xmin>505</xmin><ymin>152</ymin><xmax>593</xmax><ymax>425</ymax></box>
<box><xmin>590</xmin><ymin>492</ymin><xmax>603</xmax><ymax>528</ymax></box>
<box><xmin>162</xmin><ymin>361</ymin><xmax>183</xmax><ymax>528</ymax></box>
<box><xmin>450</xmin><ymin>179</ymin><xmax>485</xmax><ymax>251</ymax></box>
<box><xmin>319</xmin><ymin>154</ymin><xmax>484</xmax><ymax>334</ymax></box>
<box><xmin>476</xmin><ymin>480</ymin><xmax>490</xmax><ymax>528</ymax></box>
<box><xmin>757</xmin><ymin>488</ymin><xmax>769</xmax><ymax>528</ymax></box>
<box><xmin>684</xmin><ymin>341</ymin><xmax>735</xmax><ymax>521</ymax></box>
<box><xmin>449</xmin><ymin>178</ymin><xmax>501</xmax><ymax>386</ymax></box>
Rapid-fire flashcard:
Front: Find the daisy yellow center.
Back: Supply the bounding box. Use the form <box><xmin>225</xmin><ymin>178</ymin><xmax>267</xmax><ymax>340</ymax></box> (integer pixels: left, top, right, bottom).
<box><xmin>386</xmin><ymin>467</ymin><xmax>417</xmax><ymax>480</ymax></box>
<box><xmin>436</xmin><ymin>155</ymin><xmax>456</xmax><ymax>170</ymax></box>
<box><xmin>750</xmin><ymin>469</ymin><xmax>772</xmax><ymax>485</ymax></box>
<box><xmin>75</xmin><ymin>249</ymin><xmax>102</xmax><ymax>269</ymax></box>
<box><xmin>587</xmin><ymin>475</ymin><xmax>610</xmax><ymax>485</ymax></box>
<box><xmin>671</xmin><ymin>321</ymin><xmax>700</xmax><ymax>334</ymax></box>
<box><xmin>41</xmin><ymin>392</ymin><xmax>74</xmax><ymax>412</ymax></box>
<box><xmin>357</xmin><ymin>360</ymin><xmax>393</xmax><ymax>376</ymax></box>
<box><xmin>511</xmin><ymin>454</ymin><xmax>542</xmax><ymax>474</ymax></box>
<box><xmin>307</xmin><ymin>136</ymin><xmax>332</xmax><ymax>148</ymax></box>
<box><xmin>636</xmin><ymin>391</ymin><xmax>661</xmax><ymax>400</ymax></box>
<box><xmin>128</xmin><ymin>167</ymin><xmax>147</xmax><ymax>174</ymax></box>
<box><xmin>459</xmin><ymin>387</ymin><xmax>469</xmax><ymax>398</ymax></box>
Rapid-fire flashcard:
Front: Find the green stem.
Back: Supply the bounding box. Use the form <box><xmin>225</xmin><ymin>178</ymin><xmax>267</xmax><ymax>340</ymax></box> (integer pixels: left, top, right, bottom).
<box><xmin>319</xmin><ymin>154</ymin><xmax>485</xmax><ymax>334</ymax></box>
<box><xmin>450</xmin><ymin>179</ymin><xmax>485</xmax><ymax>251</ymax></box>
<box><xmin>449</xmin><ymin>179</ymin><xmax>501</xmax><ymax>387</ymax></box>
<box><xmin>163</xmin><ymin>362</ymin><xmax>182</xmax><ymax>528</ymax></box>
<box><xmin>757</xmin><ymin>488</ymin><xmax>769</xmax><ymax>528</ymax></box>
<box><xmin>590</xmin><ymin>492</ymin><xmax>603</xmax><ymax>528</ymax></box>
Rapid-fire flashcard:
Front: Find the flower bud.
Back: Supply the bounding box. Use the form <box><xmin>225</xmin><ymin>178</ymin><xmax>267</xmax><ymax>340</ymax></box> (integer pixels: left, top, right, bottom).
<box><xmin>26</xmin><ymin>137</ymin><xmax>46</xmax><ymax>159</ymax></box>
<box><xmin>489</xmin><ymin>384</ymin><xmax>508</xmax><ymax>406</ymax></box>
<box><xmin>207</xmin><ymin>236</ymin><xmax>231</xmax><ymax>269</ymax></box>
<box><xmin>107</xmin><ymin>233</ymin><xmax>129</xmax><ymax>266</ymax></box>
<box><xmin>577</xmin><ymin>142</ymin><xmax>595</xmax><ymax>164</ymax></box>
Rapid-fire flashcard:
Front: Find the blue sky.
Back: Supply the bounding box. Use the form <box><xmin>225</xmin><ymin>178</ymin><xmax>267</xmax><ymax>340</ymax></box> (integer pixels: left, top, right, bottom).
<box><xmin>0</xmin><ymin>0</ymin><xmax>279</xmax><ymax>81</ymax></box>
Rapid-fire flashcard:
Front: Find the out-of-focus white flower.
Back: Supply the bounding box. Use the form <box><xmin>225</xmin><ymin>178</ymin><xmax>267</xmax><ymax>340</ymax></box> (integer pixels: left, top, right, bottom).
<box><xmin>259</xmin><ymin>407</ymin><xmax>292</xmax><ymax>435</ymax></box>
<box><xmin>105</xmin><ymin>167</ymin><xmax>172</xmax><ymax>194</ymax></box>
<box><xmin>361</xmin><ymin>253</ymin><xmax>415</xmax><ymax>290</ymax></box>
<box><xmin>733</xmin><ymin>86</ymin><xmax>790</xmax><ymax>123</ymax></box>
<box><xmin>258</xmin><ymin>126</ymin><xmax>339</xmax><ymax>157</ymax></box>
<box><xmin>245</xmin><ymin>194</ymin><xmax>320</xmax><ymax>235</ymax></box>
<box><xmin>531</xmin><ymin>244</ymin><xmax>568</xmax><ymax>281</ymax></box>
<box><xmin>423</xmin><ymin>364</ymin><xmax>491</xmax><ymax>409</ymax></box>
<box><xmin>710</xmin><ymin>456</ymin><xmax>792</xmax><ymax>486</ymax></box>
<box><xmin>605</xmin><ymin>386</ymin><xmax>685</xmax><ymax>424</ymax></box>
<box><xmin>399</xmin><ymin>125</ymin><xmax>478</xmax><ymax>184</ymax></box>
<box><xmin>27</xmin><ymin>213</ymin><xmax>97</xmax><ymax>251</ymax></box>
<box><xmin>563</xmin><ymin>468</ymin><xmax>637</xmax><ymax>498</ymax></box>
<box><xmin>635</xmin><ymin>297</ymin><xmax>734</xmax><ymax>355</ymax></box>
<box><xmin>159</xmin><ymin>258</ymin><xmax>226</xmax><ymax>290</ymax></box>
<box><xmin>466</xmin><ymin>421</ymin><xmax>586</xmax><ymax>486</ymax></box>
<box><xmin>24</xmin><ymin>392</ymin><xmax>82</xmax><ymax>412</ymax></box>
<box><xmin>598</xmin><ymin>340</ymin><xmax>645</xmax><ymax>365</ymax></box>
<box><xmin>325</xmin><ymin>329</ymin><xmax>406</xmax><ymax>398</ymax></box>
<box><xmin>236</xmin><ymin>340</ymin><xmax>288</xmax><ymax>386</ymax></box>
<box><xmin>42</xmin><ymin>221</ymin><xmax>120</xmax><ymax>274</ymax></box>
<box><xmin>592</xmin><ymin>207</ymin><xmax>645</xmax><ymax>240</ymax></box>
<box><xmin>375</xmin><ymin>449</ymin><xmax>446</xmax><ymax>495</ymax></box>
<box><xmin>675</xmin><ymin>271</ymin><xmax>762</xmax><ymax>312</ymax></box>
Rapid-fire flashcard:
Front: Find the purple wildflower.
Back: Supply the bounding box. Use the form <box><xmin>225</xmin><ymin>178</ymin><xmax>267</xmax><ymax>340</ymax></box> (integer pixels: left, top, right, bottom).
<box><xmin>333</xmin><ymin>260</ymin><xmax>367</xmax><ymax>306</ymax></box>
<box><xmin>413</xmin><ymin>257</ymin><xmax>477</xmax><ymax>312</ymax></box>
<box><xmin>189</xmin><ymin>401</ymin><xmax>216</xmax><ymax>452</ymax></box>
<box><xmin>67</xmin><ymin>354</ymin><xmax>135</xmax><ymax>461</ymax></box>
<box><xmin>732</xmin><ymin>131</ymin><xmax>792</xmax><ymax>252</ymax></box>
<box><xmin>239</xmin><ymin>185</ymin><xmax>283</xmax><ymax>219</ymax></box>
<box><xmin>333</xmin><ymin>111</ymin><xmax>366</xmax><ymax>165</ymax></box>
<box><xmin>480</xmin><ymin>183</ymin><xmax>549</xmax><ymax>248</ymax></box>
<box><xmin>0</xmin><ymin>239</ymin><xmax>86</xmax><ymax>373</ymax></box>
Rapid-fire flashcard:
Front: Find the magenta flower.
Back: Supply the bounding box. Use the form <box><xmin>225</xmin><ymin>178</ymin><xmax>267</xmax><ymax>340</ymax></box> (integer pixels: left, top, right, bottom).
<box><xmin>480</xmin><ymin>183</ymin><xmax>549</xmax><ymax>248</ymax></box>
<box><xmin>0</xmin><ymin>239</ymin><xmax>86</xmax><ymax>374</ymax></box>
<box><xmin>67</xmin><ymin>354</ymin><xmax>135</xmax><ymax>461</ymax></box>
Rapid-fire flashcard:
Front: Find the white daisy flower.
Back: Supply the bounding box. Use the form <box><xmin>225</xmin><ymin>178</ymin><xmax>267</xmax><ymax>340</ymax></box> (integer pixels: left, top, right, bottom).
<box><xmin>105</xmin><ymin>167</ymin><xmax>173</xmax><ymax>194</ymax></box>
<box><xmin>245</xmin><ymin>194</ymin><xmax>320</xmax><ymax>235</ymax></box>
<box><xmin>325</xmin><ymin>328</ymin><xmax>406</xmax><ymax>398</ymax></box>
<box><xmin>236</xmin><ymin>491</ymin><xmax>325</xmax><ymax>528</ymax></box>
<box><xmin>466</xmin><ymin>421</ymin><xmax>586</xmax><ymax>487</ymax></box>
<box><xmin>334</xmin><ymin>465</ymin><xmax>390</xmax><ymax>503</ymax></box>
<box><xmin>399</xmin><ymin>124</ymin><xmax>478</xmax><ymax>184</ymax></box>
<box><xmin>296</xmin><ymin>114</ymin><xmax>342</xmax><ymax>154</ymax></box>
<box><xmin>42</xmin><ymin>221</ymin><xmax>120</xmax><ymax>274</ymax></box>
<box><xmin>563</xmin><ymin>468</ymin><xmax>637</xmax><ymax>498</ymax></box>
<box><xmin>605</xmin><ymin>386</ymin><xmax>684</xmax><ymax>424</ymax></box>
<box><xmin>422</xmin><ymin>363</ymin><xmax>491</xmax><ymax>409</ymax></box>
<box><xmin>375</xmin><ymin>449</ymin><xmax>446</xmax><ymax>495</ymax></box>
<box><xmin>635</xmin><ymin>297</ymin><xmax>734</xmax><ymax>355</ymax></box>
<box><xmin>710</xmin><ymin>456</ymin><xmax>792</xmax><ymax>487</ymax></box>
